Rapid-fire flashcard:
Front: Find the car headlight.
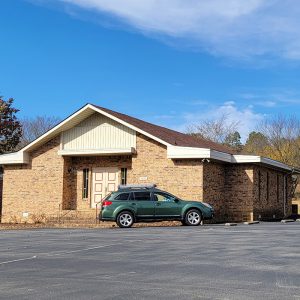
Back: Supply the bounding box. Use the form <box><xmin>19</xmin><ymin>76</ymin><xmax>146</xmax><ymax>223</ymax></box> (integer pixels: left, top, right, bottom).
<box><xmin>202</xmin><ymin>202</ymin><xmax>213</xmax><ymax>209</ymax></box>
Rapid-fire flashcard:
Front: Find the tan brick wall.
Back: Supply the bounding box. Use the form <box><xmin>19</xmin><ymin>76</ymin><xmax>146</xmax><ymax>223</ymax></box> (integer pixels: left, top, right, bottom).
<box><xmin>202</xmin><ymin>162</ymin><xmax>225</xmax><ymax>222</ymax></box>
<box><xmin>2</xmin><ymin>136</ymin><xmax>64</xmax><ymax>223</ymax></box>
<box><xmin>224</xmin><ymin>164</ymin><xmax>255</xmax><ymax>222</ymax></box>
<box><xmin>1</xmin><ymin>130</ymin><xmax>295</xmax><ymax>224</ymax></box>
<box><xmin>128</xmin><ymin>134</ymin><xmax>203</xmax><ymax>200</ymax></box>
<box><xmin>253</xmin><ymin>166</ymin><xmax>293</xmax><ymax>220</ymax></box>
<box><xmin>64</xmin><ymin>155</ymin><xmax>131</xmax><ymax>211</ymax></box>
<box><xmin>203</xmin><ymin>163</ymin><xmax>255</xmax><ymax>222</ymax></box>
<box><xmin>203</xmin><ymin>163</ymin><xmax>293</xmax><ymax>222</ymax></box>
<box><xmin>65</xmin><ymin>134</ymin><xmax>203</xmax><ymax>211</ymax></box>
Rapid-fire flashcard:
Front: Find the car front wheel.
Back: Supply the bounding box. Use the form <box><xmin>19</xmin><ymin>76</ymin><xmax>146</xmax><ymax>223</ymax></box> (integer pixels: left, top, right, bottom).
<box><xmin>116</xmin><ymin>211</ymin><xmax>134</xmax><ymax>228</ymax></box>
<box><xmin>184</xmin><ymin>209</ymin><xmax>202</xmax><ymax>226</ymax></box>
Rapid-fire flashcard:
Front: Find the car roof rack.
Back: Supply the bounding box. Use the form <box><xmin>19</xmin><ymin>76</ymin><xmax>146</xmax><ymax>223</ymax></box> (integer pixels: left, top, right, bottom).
<box><xmin>118</xmin><ymin>184</ymin><xmax>157</xmax><ymax>190</ymax></box>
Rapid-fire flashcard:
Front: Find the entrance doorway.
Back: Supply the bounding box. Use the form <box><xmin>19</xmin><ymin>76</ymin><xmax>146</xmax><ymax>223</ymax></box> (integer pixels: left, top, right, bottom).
<box><xmin>91</xmin><ymin>167</ymin><xmax>119</xmax><ymax>208</ymax></box>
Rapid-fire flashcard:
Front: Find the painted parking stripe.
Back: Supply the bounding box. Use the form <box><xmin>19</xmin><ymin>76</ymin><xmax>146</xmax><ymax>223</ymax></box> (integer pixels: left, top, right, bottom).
<box><xmin>46</xmin><ymin>243</ymin><xmax>121</xmax><ymax>256</ymax></box>
<box><xmin>0</xmin><ymin>240</ymin><xmax>143</xmax><ymax>264</ymax></box>
<box><xmin>0</xmin><ymin>256</ymin><xmax>37</xmax><ymax>265</ymax></box>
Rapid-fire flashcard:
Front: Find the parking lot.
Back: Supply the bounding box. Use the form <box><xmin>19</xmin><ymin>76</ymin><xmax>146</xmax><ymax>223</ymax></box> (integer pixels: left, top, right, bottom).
<box><xmin>0</xmin><ymin>222</ymin><xmax>299</xmax><ymax>300</ymax></box>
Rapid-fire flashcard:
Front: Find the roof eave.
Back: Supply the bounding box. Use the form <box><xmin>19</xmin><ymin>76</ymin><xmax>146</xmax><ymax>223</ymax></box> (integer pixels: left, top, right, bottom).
<box><xmin>168</xmin><ymin>146</ymin><xmax>296</xmax><ymax>172</ymax></box>
<box><xmin>0</xmin><ymin>151</ymin><xmax>29</xmax><ymax>165</ymax></box>
<box><xmin>17</xmin><ymin>104</ymin><xmax>172</xmax><ymax>156</ymax></box>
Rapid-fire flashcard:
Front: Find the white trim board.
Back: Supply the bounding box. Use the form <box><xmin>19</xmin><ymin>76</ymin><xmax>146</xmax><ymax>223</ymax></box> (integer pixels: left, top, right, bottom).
<box><xmin>58</xmin><ymin>148</ymin><xmax>135</xmax><ymax>156</ymax></box>
<box><xmin>232</xmin><ymin>155</ymin><xmax>293</xmax><ymax>171</ymax></box>
<box><xmin>167</xmin><ymin>146</ymin><xmax>297</xmax><ymax>172</ymax></box>
<box><xmin>0</xmin><ymin>152</ymin><xmax>29</xmax><ymax>165</ymax></box>
<box><xmin>167</xmin><ymin>146</ymin><xmax>232</xmax><ymax>162</ymax></box>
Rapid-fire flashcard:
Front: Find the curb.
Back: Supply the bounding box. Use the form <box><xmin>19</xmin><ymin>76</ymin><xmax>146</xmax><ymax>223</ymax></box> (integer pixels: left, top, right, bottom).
<box><xmin>225</xmin><ymin>223</ymin><xmax>238</xmax><ymax>226</ymax></box>
<box><xmin>243</xmin><ymin>221</ymin><xmax>260</xmax><ymax>225</ymax></box>
<box><xmin>281</xmin><ymin>219</ymin><xmax>295</xmax><ymax>223</ymax></box>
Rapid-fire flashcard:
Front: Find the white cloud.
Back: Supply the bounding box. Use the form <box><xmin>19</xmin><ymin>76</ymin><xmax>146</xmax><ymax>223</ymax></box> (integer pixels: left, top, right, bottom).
<box><xmin>58</xmin><ymin>0</ymin><xmax>300</xmax><ymax>60</ymax></box>
<box><xmin>175</xmin><ymin>101</ymin><xmax>265</xmax><ymax>141</ymax></box>
<box><xmin>256</xmin><ymin>100</ymin><xmax>277</xmax><ymax>107</ymax></box>
<box><xmin>239</xmin><ymin>89</ymin><xmax>300</xmax><ymax>105</ymax></box>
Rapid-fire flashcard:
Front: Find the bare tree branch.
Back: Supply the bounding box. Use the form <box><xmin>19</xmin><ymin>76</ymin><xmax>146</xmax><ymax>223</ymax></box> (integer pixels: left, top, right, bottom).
<box><xmin>186</xmin><ymin>113</ymin><xmax>240</xmax><ymax>144</ymax></box>
<box><xmin>257</xmin><ymin>114</ymin><xmax>300</xmax><ymax>166</ymax></box>
<box><xmin>18</xmin><ymin>115</ymin><xmax>61</xmax><ymax>148</ymax></box>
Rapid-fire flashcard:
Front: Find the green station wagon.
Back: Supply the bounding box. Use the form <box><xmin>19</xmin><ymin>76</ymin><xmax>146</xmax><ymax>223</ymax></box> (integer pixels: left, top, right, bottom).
<box><xmin>99</xmin><ymin>184</ymin><xmax>214</xmax><ymax>228</ymax></box>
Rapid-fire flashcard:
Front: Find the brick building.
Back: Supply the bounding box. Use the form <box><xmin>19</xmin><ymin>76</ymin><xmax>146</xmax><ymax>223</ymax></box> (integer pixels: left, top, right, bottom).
<box><xmin>0</xmin><ymin>103</ymin><xmax>298</xmax><ymax>223</ymax></box>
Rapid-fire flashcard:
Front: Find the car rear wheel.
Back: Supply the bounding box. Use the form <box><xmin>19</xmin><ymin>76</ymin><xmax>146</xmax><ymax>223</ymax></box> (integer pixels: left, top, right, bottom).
<box><xmin>116</xmin><ymin>211</ymin><xmax>134</xmax><ymax>228</ymax></box>
<box><xmin>184</xmin><ymin>209</ymin><xmax>202</xmax><ymax>226</ymax></box>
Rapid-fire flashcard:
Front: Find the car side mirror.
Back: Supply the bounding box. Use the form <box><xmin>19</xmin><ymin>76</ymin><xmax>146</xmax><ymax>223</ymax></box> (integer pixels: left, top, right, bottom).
<box><xmin>173</xmin><ymin>198</ymin><xmax>179</xmax><ymax>202</ymax></box>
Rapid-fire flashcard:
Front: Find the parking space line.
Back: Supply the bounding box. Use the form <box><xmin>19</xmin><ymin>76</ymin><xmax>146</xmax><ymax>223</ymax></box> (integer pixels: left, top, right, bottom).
<box><xmin>0</xmin><ymin>239</ymin><xmax>144</xmax><ymax>265</ymax></box>
<box><xmin>0</xmin><ymin>256</ymin><xmax>37</xmax><ymax>265</ymax></box>
<box><xmin>46</xmin><ymin>243</ymin><xmax>121</xmax><ymax>256</ymax></box>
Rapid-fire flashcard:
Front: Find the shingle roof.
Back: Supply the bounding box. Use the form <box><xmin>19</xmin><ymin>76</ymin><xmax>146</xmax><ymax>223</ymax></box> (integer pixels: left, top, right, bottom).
<box><xmin>92</xmin><ymin>104</ymin><xmax>234</xmax><ymax>154</ymax></box>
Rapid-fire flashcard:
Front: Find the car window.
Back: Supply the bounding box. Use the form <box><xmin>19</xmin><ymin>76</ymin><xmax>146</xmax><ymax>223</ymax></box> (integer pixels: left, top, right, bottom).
<box><xmin>114</xmin><ymin>193</ymin><xmax>130</xmax><ymax>201</ymax></box>
<box><xmin>103</xmin><ymin>192</ymin><xmax>114</xmax><ymax>201</ymax></box>
<box><xmin>153</xmin><ymin>192</ymin><xmax>175</xmax><ymax>202</ymax></box>
<box><xmin>133</xmin><ymin>192</ymin><xmax>151</xmax><ymax>201</ymax></box>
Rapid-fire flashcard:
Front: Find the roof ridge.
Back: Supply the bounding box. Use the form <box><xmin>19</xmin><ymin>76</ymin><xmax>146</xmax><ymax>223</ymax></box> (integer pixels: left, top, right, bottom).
<box><xmin>93</xmin><ymin>104</ymin><xmax>178</xmax><ymax>131</ymax></box>
<box><xmin>92</xmin><ymin>104</ymin><xmax>234</xmax><ymax>154</ymax></box>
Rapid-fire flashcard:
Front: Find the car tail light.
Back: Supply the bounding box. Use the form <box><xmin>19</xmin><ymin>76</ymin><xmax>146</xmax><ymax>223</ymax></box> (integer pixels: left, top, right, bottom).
<box><xmin>102</xmin><ymin>201</ymin><xmax>112</xmax><ymax>207</ymax></box>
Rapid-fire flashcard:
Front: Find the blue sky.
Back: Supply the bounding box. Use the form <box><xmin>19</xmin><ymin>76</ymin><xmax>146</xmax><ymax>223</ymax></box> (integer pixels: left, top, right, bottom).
<box><xmin>1</xmin><ymin>0</ymin><xmax>300</xmax><ymax>140</ymax></box>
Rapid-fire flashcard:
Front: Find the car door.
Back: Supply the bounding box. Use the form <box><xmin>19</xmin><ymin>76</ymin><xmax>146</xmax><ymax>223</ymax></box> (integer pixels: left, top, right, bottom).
<box><xmin>132</xmin><ymin>191</ymin><xmax>155</xmax><ymax>218</ymax></box>
<box><xmin>153</xmin><ymin>191</ymin><xmax>182</xmax><ymax>217</ymax></box>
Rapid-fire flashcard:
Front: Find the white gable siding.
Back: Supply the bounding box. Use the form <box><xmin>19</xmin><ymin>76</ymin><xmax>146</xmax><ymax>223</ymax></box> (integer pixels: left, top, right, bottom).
<box><xmin>61</xmin><ymin>113</ymin><xmax>136</xmax><ymax>151</ymax></box>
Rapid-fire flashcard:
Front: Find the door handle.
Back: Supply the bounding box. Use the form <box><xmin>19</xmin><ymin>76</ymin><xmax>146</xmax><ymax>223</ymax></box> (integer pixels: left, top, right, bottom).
<box><xmin>131</xmin><ymin>202</ymin><xmax>136</xmax><ymax>205</ymax></box>
<box><xmin>156</xmin><ymin>203</ymin><xmax>161</xmax><ymax>206</ymax></box>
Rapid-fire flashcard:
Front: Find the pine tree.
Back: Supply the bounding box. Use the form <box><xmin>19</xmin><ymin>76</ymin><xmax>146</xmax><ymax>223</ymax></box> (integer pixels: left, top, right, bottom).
<box><xmin>224</xmin><ymin>131</ymin><xmax>243</xmax><ymax>152</ymax></box>
<box><xmin>0</xmin><ymin>97</ymin><xmax>22</xmax><ymax>154</ymax></box>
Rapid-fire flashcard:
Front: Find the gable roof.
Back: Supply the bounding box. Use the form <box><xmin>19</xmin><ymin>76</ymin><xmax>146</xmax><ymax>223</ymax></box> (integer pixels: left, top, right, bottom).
<box><xmin>92</xmin><ymin>104</ymin><xmax>234</xmax><ymax>154</ymax></box>
<box><xmin>14</xmin><ymin>103</ymin><xmax>231</xmax><ymax>154</ymax></box>
<box><xmin>2</xmin><ymin>102</ymin><xmax>299</xmax><ymax>173</ymax></box>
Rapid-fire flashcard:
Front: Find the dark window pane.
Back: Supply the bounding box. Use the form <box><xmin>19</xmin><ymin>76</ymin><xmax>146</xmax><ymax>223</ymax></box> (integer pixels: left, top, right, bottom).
<box><xmin>114</xmin><ymin>193</ymin><xmax>130</xmax><ymax>201</ymax></box>
<box><xmin>82</xmin><ymin>168</ymin><xmax>89</xmax><ymax>199</ymax></box>
<box><xmin>153</xmin><ymin>192</ymin><xmax>175</xmax><ymax>202</ymax></box>
<box><xmin>133</xmin><ymin>192</ymin><xmax>151</xmax><ymax>201</ymax></box>
<box><xmin>292</xmin><ymin>204</ymin><xmax>298</xmax><ymax>214</ymax></box>
<box><xmin>121</xmin><ymin>168</ymin><xmax>127</xmax><ymax>185</ymax></box>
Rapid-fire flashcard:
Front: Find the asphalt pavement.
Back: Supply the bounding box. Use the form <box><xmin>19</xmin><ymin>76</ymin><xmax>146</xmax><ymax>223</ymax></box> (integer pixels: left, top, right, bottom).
<box><xmin>0</xmin><ymin>222</ymin><xmax>299</xmax><ymax>300</ymax></box>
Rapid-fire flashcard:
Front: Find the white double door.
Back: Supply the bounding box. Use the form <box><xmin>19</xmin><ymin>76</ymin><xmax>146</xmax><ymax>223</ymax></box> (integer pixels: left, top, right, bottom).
<box><xmin>91</xmin><ymin>167</ymin><xmax>119</xmax><ymax>208</ymax></box>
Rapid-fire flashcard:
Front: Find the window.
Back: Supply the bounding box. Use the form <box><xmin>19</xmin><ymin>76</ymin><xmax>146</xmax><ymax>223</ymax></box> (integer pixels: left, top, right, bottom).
<box><xmin>277</xmin><ymin>174</ymin><xmax>280</xmax><ymax>202</ymax></box>
<box><xmin>82</xmin><ymin>168</ymin><xmax>89</xmax><ymax>199</ymax></box>
<box><xmin>258</xmin><ymin>170</ymin><xmax>261</xmax><ymax>201</ymax></box>
<box><xmin>153</xmin><ymin>192</ymin><xmax>176</xmax><ymax>202</ymax></box>
<box><xmin>121</xmin><ymin>168</ymin><xmax>127</xmax><ymax>185</ymax></box>
<box><xmin>266</xmin><ymin>172</ymin><xmax>269</xmax><ymax>202</ymax></box>
<box><xmin>133</xmin><ymin>192</ymin><xmax>151</xmax><ymax>201</ymax></box>
<box><xmin>114</xmin><ymin>193</ymin><xmax>130</xmax><ymax>201</ymax></box>
<box><xmin>284</xmin><ymin>176</ymin><xmax>288</xmax><ymax>204</ymax></box>
<box><xmin>292</xmin><ymin>204</ymin><xmax>298</xmax><ymax>215</ymax></box>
